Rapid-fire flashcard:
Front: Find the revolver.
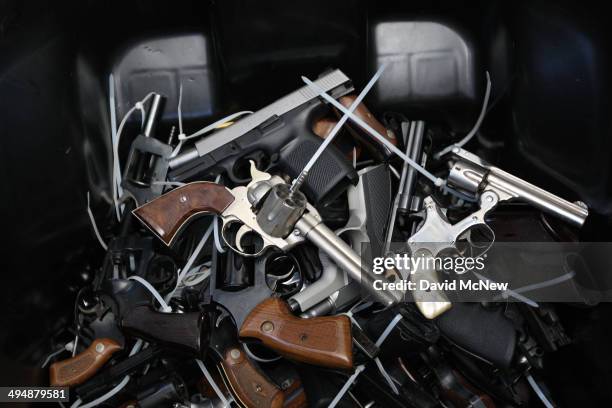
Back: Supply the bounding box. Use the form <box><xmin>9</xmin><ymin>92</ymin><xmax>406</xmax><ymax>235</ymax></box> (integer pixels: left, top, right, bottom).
<box><xmin>133</xmin><ymin>162</ymin><xmax>402</xmax><ymax>308</ymax></box>
<box><xmin>407</xmin><ymin>147</ymin><xmax>589</xmax><ymax>319</ymax></box>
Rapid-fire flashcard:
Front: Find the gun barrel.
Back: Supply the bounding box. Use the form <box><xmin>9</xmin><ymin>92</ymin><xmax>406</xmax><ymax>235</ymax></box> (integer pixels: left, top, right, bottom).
<box><xmin>296</xmin><ymin>213</ymin><xmax>402</xmax><ymax>308</ymax></box>
<box><xmin>487</xmin><ymin>166</ymin><xmax>588</xmax><ymax>227</ymax></box>
<box><xmin>449</xmin><ymin>149</ymin><xmax>588</xmax><ymax>227</ymax></box>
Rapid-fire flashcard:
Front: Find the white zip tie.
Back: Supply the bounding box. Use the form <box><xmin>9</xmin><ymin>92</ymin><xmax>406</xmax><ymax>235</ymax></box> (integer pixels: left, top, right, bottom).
<box><xmin>388</xmin><ymin>165</ymin><xmax>401</xmax><ymax>179</ymax></box>
<box><xmin>329</xmin><ymin>313</ymin><xmax>404</xmax><ymax>406</ymax></box>
<box><xmin>108</xmin><ymin>74</ymin><xmax>123</xmax><ymax>221</ymax></box>
<box><xmin>86</xmin><ymin>191</ymin><xmax>108</xmax><ymax>251</ymax></box>
<box><xmin>293</xmin><ymin>65</ymin><xmax>386</xmax><ymax>190</ymax></box>
<box><xmin>178</xmin><ymin>264</ymin><xmax>211</xmax><ymax>288</ymax></box>
<box><xmin>374</xmin><ymin>357</ymin><xmax>400</xmax><ymax>395</ymax></box>
<box><xmin>71</xmin><ymin>340</ymin><xmax>143</xmax><ymax>408</ymax></box>
<box><xmin>196</xmin><ymin>359</ymin><xmax>233</xmax><ymax>407</ymax></box>
<box><xmin>243</xmin><ymin>343</ymin><xmax>282</xmax><ymax>363</ymax></box>
<box><xmin>182</xmin><ymin>269</ymin><xmax>210</xmax><ymax>287</ymax></box>
<box><xmin>473</xmin><ymin>272</ymin><xmax>539</xmax><ymax>308</ymax></box>
<box><xmin>41</xmin><ymin>342</ymin><xmax>73</xmax><ymax>368</ymax></box>
<box><xmin>72</xmin><ymin>333</ymin><xmax>79</xmax><ymax>357</ymax></box>
<box><xmin>130</xmin><ymin>339</ymin><xmax>144</xmax><ymax>355</ymax></box>
<box><xmin>498</xmin><ymin>270</ymin><xmax>575</xmax><ymax>297</ymax></box>
<box><xmin>351</xmin><ymin>301</ymin><xmax>374</xmax><ymax>314</ymax></box>
<box><xmin>135</xmin><ymin>101</ymin><xmax>146</xmax><ymax>127</ymax></box>
<box><xmin>111</xmin><ymin>105</ymin><xmax>137</xmax><ymax>220</ymax></box>
<box><xmin>375</xmin><ymin>314</ymin><xmax>403</xmax><ymax>347</ymax></box>
<box><xmin>434</xmin><ymin>72</ymin><xmax>492</xmax><ymax>160</ymax></box>
<box><xmin>213</xmin><ymin>175</ymin><xmax>226</xmax><ymax>254</ymax></box>
<box><xmin>165</xmin><ymin>222</ymin><xmax>215</xmax><ymax>302</ymax></box>
<box><xmin>302</xmin><ymin>76</ymin><xmax>444</xmax><ymax>187</ymax></box>
<box><xmin>372</xmin><ymin>314</ymin><xmax>404</xmax><ymax>395</ymax></box>
<box><xmin>526</xmin><ymin>374</ymin><xmax>555</xmax><ymax>408</ymax></box>
<box><xmin>341</xmin><ymin>299</ymin><xmax>373</xmax><ymax>330</ymax></box>
<box><xmin>213</xmin><ymin>216</ymin><xmax>226</xmax><ymax>254</ymax></box>
<box><xmin>128</xmin><ymin>276</ymin><xmax>172</xmax><ymax>312</ymax></box>
<box><xmin>328</xmin><ymin>365</ymin><xmax>366</xmax><ymax>408</ymax></box>
<box><xmin>342</xmin><ymin>309</ymin><xmax>362</xmax><ymax>330</ymax></box>
<box><xmin>178</xmin><ymin>83</ymin><xmax>184</xmax><ymax>136</ymax></box>
<box><xmin>172</xmin><ymin>82</ymin><xmax>187</xmax><ymax>156</ymax></box>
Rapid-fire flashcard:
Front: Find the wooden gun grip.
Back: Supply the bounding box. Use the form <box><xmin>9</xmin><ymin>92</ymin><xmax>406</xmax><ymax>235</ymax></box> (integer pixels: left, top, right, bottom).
<box><xmin>220</xmin><ymin>346</ymin><xmax>284</xmax><ymax>408</ymax></box>
<box><xmin>49</xmin><ymin>338</ymin><xmax>121</xmax><ymax>387</ymax></box>
<box><xmin>133</xmin><ymin>181</ymin><xmax>235</xmax><ymax>245</ymax></box>
<box><xmin>239</xmin><ymin>298</ymin><xmax>353</xmax><ymax>370</ymax></box>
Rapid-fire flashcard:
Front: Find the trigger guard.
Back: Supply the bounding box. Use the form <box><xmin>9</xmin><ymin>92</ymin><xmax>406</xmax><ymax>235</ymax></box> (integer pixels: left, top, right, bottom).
<box><xmin>220</xmin><ymin>219</ymin><xmax>269</xmax><ymax>258</ymax></box>
<box><xmin>235</xmin><ymin>224</ymin><xmax>254</xmax><ymax>253</ymax></box>
<box><xmin>220</xmin><ymin>219</ymin><xmax>243</xmax><ymax>255</ymax></box>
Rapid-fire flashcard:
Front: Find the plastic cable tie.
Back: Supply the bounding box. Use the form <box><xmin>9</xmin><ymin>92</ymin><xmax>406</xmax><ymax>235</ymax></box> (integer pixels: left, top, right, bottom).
<box><xmin>526</xmin><ymin>374</ymin><xmax>555</xmax><ymax>408</ymax></box>
<box><xmin>196</xmin><ymin>359</ymin><xmax>232</xmax><ymax>407</ymax></box>
<box><xmin>374</xmin><ymin>357</ymin><xmax>400</xmax><ymax>395</ymax></box>
<box><xmin>328</xmin><ymin>365</ymin><xmax>366</xmax><ymax>408</ymax></box>
<box><xmin>375</xmin><ymin>313</ymin><xmax>403</xmax><ymax>347</ymax></box>
<box><xmin>213</xmin><ymin>174</ymin><xmax>226</xmax><ymax>254</ymax></box>
<box><xmin>434</xmin><ymin>71</ymin><xmax>492</xmax><ymax>160</ymax></box>
<box><xmin>243</xmin><ymin>343</ymin><xmax>281</xmax><ymax>363</ymax></box>
<box><xmin>166</xmin><ymin>223</ymin><xmax>214</xmax><ymax>301</ymax></box>
<box><xmin>128</xmin><ymin>276</ymin><xmax>172</xmax><ymax>312</ymax></box>
<box><xmin>86</xmin><ymin>191</ymin><xmax>108</xmax><ymax>251</ymax></box>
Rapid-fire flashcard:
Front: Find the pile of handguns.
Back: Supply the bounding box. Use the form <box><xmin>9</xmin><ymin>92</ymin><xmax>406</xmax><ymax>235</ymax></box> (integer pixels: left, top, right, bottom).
<box><xmin>46</xmin><ymin>69</ymin><xmax>589</xmax><ymax>407</ymax></box>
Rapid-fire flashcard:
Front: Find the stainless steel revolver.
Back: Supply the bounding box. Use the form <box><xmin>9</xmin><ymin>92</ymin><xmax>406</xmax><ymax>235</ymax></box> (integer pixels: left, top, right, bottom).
<box><xmin>133</xmin><ymin>162</ymin><xmax>402</xmax><ymax>308</ymax></box>
<box><xmin>407</xmin><ymin>147</ymin><xmax>589</xmax><ymax>319</ymax></box>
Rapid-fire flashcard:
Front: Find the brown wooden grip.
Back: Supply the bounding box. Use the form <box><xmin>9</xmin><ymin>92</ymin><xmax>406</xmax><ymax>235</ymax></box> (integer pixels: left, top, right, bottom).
<box><xmin>220</xmin><ymin>346</ymin><xmax>284</xmax><ymax>408</ymax></box>
<box><xmin>338</xmin><ymin>95</ymin><xmax>397</xmax><ymax>146</ymax></box>
<box><xmin>49</xmin><ymin>338</ymin><xmax>122</xmax><ymax>387</ymax></box>
<box><xmin>239</xmin><ymin>298</ymin><xmax>353</xmax><ymax>370</ymax></box>
<box><xmin>133</xmin><ymin>181</ymin><xmax>235</xmax><ymax>245</ymax></box>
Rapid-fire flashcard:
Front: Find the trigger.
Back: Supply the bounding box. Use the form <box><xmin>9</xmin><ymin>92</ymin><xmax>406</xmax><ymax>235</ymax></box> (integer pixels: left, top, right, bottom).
<box><xmin>235</xmin><ymin>224</ymin><xmax>254</xmax><ymax>252</ymax></box>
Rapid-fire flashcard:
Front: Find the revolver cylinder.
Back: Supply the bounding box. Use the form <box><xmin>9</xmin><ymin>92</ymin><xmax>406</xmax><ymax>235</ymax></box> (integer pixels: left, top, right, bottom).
<box><xmin>257</xmin><ymin>184</ymin><xmax>307</xmax><ymax>238</ymax></box>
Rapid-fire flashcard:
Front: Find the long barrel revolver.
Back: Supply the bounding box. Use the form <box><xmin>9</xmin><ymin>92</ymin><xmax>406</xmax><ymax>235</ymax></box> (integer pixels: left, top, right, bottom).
<box><xmin>133</xmin><ymin>162</ymin><xmax>403</xmax><ymax>308</ymax></box>
<box><xmin>407</xmin><ymin>147</ymin><xmax>589</xmax><ymax>319</ymax></box>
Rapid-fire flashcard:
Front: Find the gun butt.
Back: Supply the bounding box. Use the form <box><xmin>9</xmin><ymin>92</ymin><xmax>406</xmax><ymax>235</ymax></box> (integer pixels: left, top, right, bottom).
<box><xmin>49</xmin><ymin>338</ymin><xmax>122</xmax><ymax>387</ymax></box>
<box><xmin>133</xmin><ymin>181</ymin><xmax>235</xmax><ymax>245</ymax></box>
<box><xmin>220</xmin><ymin>346</ymin><xmax>285</xmax><ymax>408</ymax></box>
<box><xmin>239</xmin><ymin>298</ymin><xmax>353</xmax><ymax>370</ymax></box>
<box><xmin>121</xmin><ymin>306</ymin><xmax>209</xmax><ymax>355</ymax></box>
